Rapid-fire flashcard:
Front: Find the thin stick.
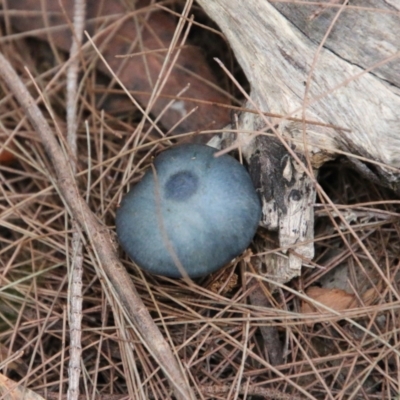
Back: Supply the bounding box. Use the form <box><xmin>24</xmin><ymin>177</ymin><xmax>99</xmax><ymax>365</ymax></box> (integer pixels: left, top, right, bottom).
<box><xmin>65</xmin><ymin>0</ymin><xmax>86</xmax><ymax>399</ymax></box>
<box><xmin>0</xmin><ymin>49</ymin><xmax>194</xmax><ymax>400</ymax></box>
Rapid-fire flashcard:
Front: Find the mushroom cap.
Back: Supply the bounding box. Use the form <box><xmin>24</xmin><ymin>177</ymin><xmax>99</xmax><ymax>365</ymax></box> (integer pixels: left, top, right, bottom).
<box><xmin>115</xmin><ymin>144</ymin><xmax>261</xmax><ymax>278</ymax></box>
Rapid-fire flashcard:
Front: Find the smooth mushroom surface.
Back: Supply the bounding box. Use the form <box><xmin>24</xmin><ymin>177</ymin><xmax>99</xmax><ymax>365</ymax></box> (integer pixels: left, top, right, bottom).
<box><xmin>116</xmin><ymin>144</ymin><xmax>261</xmax><ymax>278</ymax></box>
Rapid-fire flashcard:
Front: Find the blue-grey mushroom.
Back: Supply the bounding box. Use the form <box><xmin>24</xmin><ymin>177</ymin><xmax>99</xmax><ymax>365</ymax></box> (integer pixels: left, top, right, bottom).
<box><xmin>116</xmin><ymin>143</ymin><xmax>261</xmax><ymax>278</ymax></box>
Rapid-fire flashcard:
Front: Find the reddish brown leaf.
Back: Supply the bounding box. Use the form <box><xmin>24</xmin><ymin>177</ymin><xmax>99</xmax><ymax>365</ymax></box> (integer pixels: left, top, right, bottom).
<box><xmin>7</xmin><ymin>0</ymin><xmax>231</xmax><ymax>136</ymax></box>
<box><xmin>302</xmin><ymin>286</ymin><xmax>356</xmax><ymax>314</ymax></box>
<box><xmin>0</xmin><ymin>147</ymin><xmax>15</xmax><ymax>164</ymax></box>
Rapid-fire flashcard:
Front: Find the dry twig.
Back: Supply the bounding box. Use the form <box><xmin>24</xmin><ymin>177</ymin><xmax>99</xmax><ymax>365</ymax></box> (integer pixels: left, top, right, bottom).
<box><xmin>65</xmin><ymin>0</ymin><xmax>87</xmax><ymax>399</ymax></box>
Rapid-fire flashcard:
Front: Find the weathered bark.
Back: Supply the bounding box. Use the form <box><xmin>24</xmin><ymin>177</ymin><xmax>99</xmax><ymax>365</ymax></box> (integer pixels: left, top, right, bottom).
<box><xmin>198</xmin><ymin>0</ymin><xmax>400</xmax><ymax>283</ymax></box>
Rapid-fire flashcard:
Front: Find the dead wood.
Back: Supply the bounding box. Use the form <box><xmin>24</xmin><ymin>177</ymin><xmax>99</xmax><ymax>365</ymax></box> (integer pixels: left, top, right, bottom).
<box><xmin>197</xmin><ymin>0</ymin><xmax>400</xmax><ymax>283</ymax></box>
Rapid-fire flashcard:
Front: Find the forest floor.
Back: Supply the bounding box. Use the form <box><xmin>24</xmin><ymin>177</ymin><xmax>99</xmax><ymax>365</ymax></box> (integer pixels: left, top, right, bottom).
<box><xmin>0</xmin><ymin>1</ymin><xmax>399</xmax><ymax>399</ymax></box>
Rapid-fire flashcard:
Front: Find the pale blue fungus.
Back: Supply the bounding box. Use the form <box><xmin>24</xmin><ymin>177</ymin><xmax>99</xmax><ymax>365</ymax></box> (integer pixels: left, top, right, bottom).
<box><xmin>116</xmin><ymin>144</ymin><xmax>261</xmax><ymax>278</ymax></box>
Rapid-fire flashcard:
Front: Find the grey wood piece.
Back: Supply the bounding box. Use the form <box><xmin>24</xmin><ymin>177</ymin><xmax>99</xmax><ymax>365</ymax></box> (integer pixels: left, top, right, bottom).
<box><xmin>273</xmin><ymin>0</ymin><xmax>400</xmax><ymax>88</ymax></box>
<box><xmin>198</xmin><ymin>0</ymin><xmax>400</xmax><ymax>284</ymax></box>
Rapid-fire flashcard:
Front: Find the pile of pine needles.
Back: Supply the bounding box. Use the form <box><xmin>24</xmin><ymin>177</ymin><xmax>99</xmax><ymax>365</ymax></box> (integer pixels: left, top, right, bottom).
<box><xmin>0</xmin><ymin>1</ymin><xmax>399</xmax><ymax>399</ymax></box>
